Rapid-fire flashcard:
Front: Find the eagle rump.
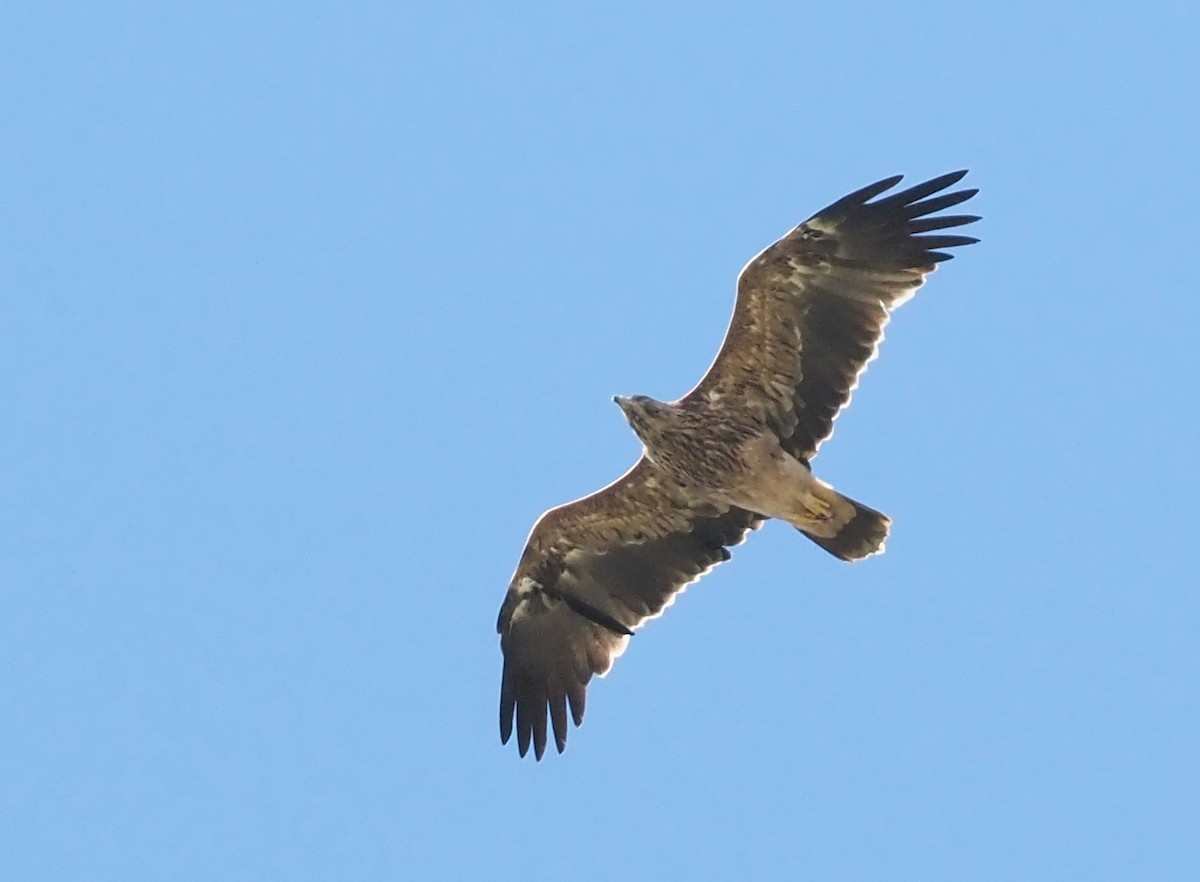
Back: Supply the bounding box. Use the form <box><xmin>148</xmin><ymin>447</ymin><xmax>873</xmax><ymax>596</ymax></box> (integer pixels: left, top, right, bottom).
<box><xmin>497</xmin><ymin>171</ymin><xmax>980</xmax><ymax>759</ymax></box>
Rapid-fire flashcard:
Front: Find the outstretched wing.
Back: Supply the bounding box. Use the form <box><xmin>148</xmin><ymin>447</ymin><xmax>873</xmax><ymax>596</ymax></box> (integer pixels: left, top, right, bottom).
<box><xmin>497</xmin><ymin>458</ymin><xmax>762</xmax><ymax>759</ymax></box>
<box><xmin>685</xmin><ymin>171</ymin><xmax>980</xmax><ymax>461</ymax></box>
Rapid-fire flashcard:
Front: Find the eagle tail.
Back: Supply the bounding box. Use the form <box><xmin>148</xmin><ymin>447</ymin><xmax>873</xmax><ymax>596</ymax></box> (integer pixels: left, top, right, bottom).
<box><xmin>799</xmin><ymin>493</ymin><xmax>890</xmax><ymax>561</ymax></box>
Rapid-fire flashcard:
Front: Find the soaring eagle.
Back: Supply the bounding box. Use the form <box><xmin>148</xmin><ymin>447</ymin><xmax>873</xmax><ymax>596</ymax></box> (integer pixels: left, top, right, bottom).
<box><xmin>497</xmin><ymin>171</ymin><xmax>979</xmax><ymax>759</ymax></box>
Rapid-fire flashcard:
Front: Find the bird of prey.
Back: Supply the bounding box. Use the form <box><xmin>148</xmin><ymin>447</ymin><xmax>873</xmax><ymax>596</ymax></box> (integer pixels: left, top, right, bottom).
<box><xmin>497</xmin><ymin>171</ymin><xmax>979</xmax><ymax>759</ymax></box>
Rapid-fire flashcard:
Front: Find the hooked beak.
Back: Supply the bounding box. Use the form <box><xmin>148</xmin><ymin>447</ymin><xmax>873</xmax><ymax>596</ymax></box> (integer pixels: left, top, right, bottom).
<box><xmin>612</xmin><ymin>395</ymin><xmax>632</xmax><ymax>414</ymax></box>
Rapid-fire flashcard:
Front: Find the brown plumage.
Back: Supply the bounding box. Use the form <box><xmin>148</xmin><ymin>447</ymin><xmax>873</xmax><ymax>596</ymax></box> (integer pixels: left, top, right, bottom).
<box><xmin>498</xmin><ymin>171</ymin><xmax>980</xmax><ymax>758</ymax></box>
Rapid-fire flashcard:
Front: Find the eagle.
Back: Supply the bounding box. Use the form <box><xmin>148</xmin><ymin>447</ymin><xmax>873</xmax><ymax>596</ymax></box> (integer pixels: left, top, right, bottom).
<box><xmin>497</xmin><ymin>171</ymin><xmax>979</xmax><ymax>759</ymax></box>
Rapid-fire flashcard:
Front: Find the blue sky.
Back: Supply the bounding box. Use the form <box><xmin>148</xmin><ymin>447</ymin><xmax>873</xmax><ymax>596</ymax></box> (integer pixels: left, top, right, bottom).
<box><xmin>4</xmin><ymin>2</ymin><xmax>1199</xmax><ymax>879</ymax></box>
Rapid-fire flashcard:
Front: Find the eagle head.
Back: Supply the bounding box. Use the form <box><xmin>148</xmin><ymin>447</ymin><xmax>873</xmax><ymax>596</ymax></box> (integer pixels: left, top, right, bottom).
<box><xmin>613</xmin><ymin>394</ymin><xmax>671</xmax><ymax>446</ymax></box>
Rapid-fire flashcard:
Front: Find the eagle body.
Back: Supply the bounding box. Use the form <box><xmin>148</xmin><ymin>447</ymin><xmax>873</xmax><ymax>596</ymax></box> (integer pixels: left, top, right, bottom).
<box><xmin>497</xmin><ymin>171</ymin><xmax>980</xmax><ymax>759</ymax></box>
<box><xmin>613</xmin><ymin>393</ymin><xmax>763</xmax><ymax>494</ymax></box>
<box><xmin>613</xmin><ymin>394</ymin><xmax>868</xmax><ymax>544</ymax></box>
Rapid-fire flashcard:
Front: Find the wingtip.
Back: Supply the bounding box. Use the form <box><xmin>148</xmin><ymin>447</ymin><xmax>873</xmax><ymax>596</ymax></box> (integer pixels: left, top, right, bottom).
<box><xmin>499</xmin><ymin>686</ymin><xmax>515</xmax><ymax>746</ymax></box>
<box><xmin>856</xmin><ymin>173</ymin><xmax>905</xmax><ymax>202</ymax></box>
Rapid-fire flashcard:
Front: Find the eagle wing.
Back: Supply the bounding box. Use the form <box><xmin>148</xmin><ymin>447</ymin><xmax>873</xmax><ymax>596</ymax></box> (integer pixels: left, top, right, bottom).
<box><xmin>497</xmin><ymin>458</ymin><xmax>763</xmax><ymax>759</ymax></box>
<box><xmin>683</xmin><ymin>171</ymin><xmax>980</xmax><ymax>461</ymax></box>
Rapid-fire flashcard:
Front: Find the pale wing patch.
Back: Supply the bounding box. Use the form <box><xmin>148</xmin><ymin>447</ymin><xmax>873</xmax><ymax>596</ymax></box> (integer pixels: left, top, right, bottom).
<box><xmin>597</xmin><ymin>634</ymin><xmax>631</xmax><ymax>673</ymax></box>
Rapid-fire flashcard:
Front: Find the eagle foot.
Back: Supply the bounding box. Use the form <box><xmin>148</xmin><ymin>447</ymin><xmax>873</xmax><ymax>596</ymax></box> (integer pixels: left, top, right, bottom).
<box><xmin>802</xmin><ymin>493</ymin><xmax>833</xmax><ymax>521</ymax></box>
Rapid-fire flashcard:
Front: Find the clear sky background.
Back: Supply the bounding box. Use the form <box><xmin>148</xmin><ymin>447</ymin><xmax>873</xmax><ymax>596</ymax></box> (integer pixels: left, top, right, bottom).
<box><xmin>4</xmin><ymin>2</ymin><xmax>1199</xmax><ymax>879</ymax></box>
